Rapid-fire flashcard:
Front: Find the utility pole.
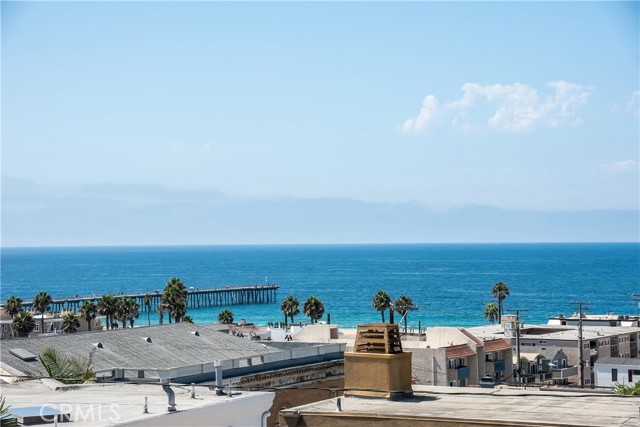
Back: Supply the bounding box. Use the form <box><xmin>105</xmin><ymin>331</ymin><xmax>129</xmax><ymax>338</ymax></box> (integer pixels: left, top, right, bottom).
<box><xmin>570</xmin><ymin>301</ymin><xmax>590</xmax><ymax>389</ymax></box>
<box><xmin>507</xmin><ymin>309</ymin><xmax>528</xmax><ymax>386</ymax></box>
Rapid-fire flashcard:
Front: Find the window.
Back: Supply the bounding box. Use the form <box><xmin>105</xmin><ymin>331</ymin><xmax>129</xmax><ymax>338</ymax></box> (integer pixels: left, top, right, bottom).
<box><xmin>612</xmin><ymin>368</ymin><xmax>618</xmax><ymax>382</ymax></box>
<box><xmin>448</xmin><ymin>359</ymin><xmax>456</xmax><ymax>369</ymax></box>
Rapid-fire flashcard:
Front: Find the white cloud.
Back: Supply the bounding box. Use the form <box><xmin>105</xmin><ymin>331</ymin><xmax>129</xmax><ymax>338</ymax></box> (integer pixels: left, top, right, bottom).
<box><xmin>597</xmin><ymin>160</ymin><xmax>639</xmax><ymax>174</ymax></box>
<box><xmin>399</xmin><ymin>80</ymin><xmax>593</xmax><ymax>134</ymax></box>
<box><xmin>399</xmin><ymin>95</ymin><xmax>439</xmax><ymax>134</ymax></box>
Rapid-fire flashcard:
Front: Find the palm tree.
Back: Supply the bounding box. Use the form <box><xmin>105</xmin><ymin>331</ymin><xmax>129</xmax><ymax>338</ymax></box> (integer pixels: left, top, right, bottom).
<box><xmin>170</xmin><ymin>299</ymin><xmax>187</xmax><ymax>323</ymax></box>
<box><xmin>614</xmin><ymin>381</ymin><xmax>640</xmax><ymax>396</ymax></box>
<box><xmin>157</xmin><ymin>304</ymin><xmax>164</xmax><ymax>325</ymax></box>
<box><xmin>4</xmin><ymin>295</ymin><xmax>23</xmax><ymax>318</ymax></box>
<box><xmin>183</xmin><ymin>315</ymin><xmax>194</xmax><ymax>324</ymax></box>
<box><xmin>115</xmin><ymin>297</ymin><xmax>140</xmax><ymax>328</ymax></box>
<box><xmin>62</xmin><ymin>312</ymin><xmax>80</xmax><ymax>333</ymax></box>
<box><xmin>218</xmin><ymin>309</ymin><xmax>234</xmax><ymax>324</ymax></box>
<box><xmin>97</xmin><ymin>294</ymin><xmax>117</xmax><ymax>330</ymax></box>
<box><xmin>32</xmin><ymin>291</ymin><xmax>53</xmax><ymax>334</ymax></box>
<box><xmin>280</xmin><ymin>295</ymin><xmax>300</xmax><ymax>326</ymax></box>
<box><xmin>491</xmin><ymin>281</ymin><xmax>510</xmax><ymax>324</ymax></box>
<box><xmin>78</xmin><ymin>301</ymin><xmax>97</xmax><ymax>331</ymax></box>
<box><xmin>143</xmin><ymin>293</ymin><xmax>152</xmax><ymax>326</ymax></box>
<box><xmin>484</xmin><ymin>302</ymin><xmax>499</xmax><ymax>324</ymax></box>
<box><xmin>372</xmin><ymin>290</ymin><xmax>392</xmax><ymax>323</ymax></box>
<box><xmin>394</xmin><ymin>295</ymin><xmax>414</xmax><ymax>333</ymax></box>
<box><xmin>161</xmin><ymin>277</ymin><xmax>188</xmax><ymax>323</ymax></box>
<box><xmin>0</xmin><ymin>395</ymin><xmax>18</xmax><ymax>427</ymax></box>
<box><xmin>303</xmin><ymin>296</ymin><xmax>325</xmax><ymax>324</ymax></box>
<box><xmin>12</xmin><ymin>310</ymin><xmax>36</xmax><ymax>337</ymax></box>
<box><xmin>39</xmin><ymin>347</ymin><xmax>95</xmax><ymax>384</ymax></box>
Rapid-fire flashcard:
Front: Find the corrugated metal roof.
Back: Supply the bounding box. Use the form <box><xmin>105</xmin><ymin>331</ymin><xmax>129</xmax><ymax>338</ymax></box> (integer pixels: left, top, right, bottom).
<box><xmin>0</xmin><ymin>323</ymin><xmax>281</xmax><ymax>377</ymax></box>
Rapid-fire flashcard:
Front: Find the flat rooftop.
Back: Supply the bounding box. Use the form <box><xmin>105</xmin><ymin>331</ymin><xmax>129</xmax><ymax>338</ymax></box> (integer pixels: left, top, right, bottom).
<box><xmin>2</xmin><ymin>379</ymin><xmax>273</xmax><ymax>427</ymax></box>
<box><xmin>281</xmin><ymin>385</ymin><xmax>639</xmax><ymax>427</ymax></box>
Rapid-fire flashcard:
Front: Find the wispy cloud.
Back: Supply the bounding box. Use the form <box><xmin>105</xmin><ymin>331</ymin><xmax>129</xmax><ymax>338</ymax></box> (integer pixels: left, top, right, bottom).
<box><xmin>399</xmin><ymin>81</ymin><xmax>593</xmax><ymax>134</ymax></box>
<box><xmin>629</xmin><ymin>90</ymin><xmax>640</xmax><ymax>119</ymax></box>
<box><xmin>597</xmin><ymin>160</ymin><xmax>639</xmax><ymax>174</ymax></box>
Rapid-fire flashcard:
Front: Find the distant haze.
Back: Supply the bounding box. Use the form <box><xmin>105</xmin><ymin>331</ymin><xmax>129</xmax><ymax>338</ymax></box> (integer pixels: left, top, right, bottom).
<box><xmin>2</xmin><ymin>178</ymin><xmax>637</xmax><ymax>247</ymax></box>
<box><xmin>2</xmin><ymin>2</ymin><xmax>638</xmax><ymax>246</ymax></box>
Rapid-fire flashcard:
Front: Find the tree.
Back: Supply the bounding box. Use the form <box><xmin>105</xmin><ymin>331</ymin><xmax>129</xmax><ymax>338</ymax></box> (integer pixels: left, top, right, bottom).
<box><xmin>115</xmin><ymin>297</ymin><xmax>139</xmax><ymax>328</ymax></box>
<box><xmin>491</xmin><ymin>281</ymin><xmax>510</xmax><ymax>324</ymax></box>
<box><xmin>78</xmin><ymin>301</ymin><xmax>97</xmax><ymax>331</ymax></box>
<box><xmin>97</xmin><ymin>294</ymin><xmax>117</xmax><ymax>330</ymax></box>
<box><xmin>143</xmin><ymin>293</ymin><xmax>152</xmax><ymax>326</ymax></box>
<box><xmin>280</xmin><ymin>295</ymin><xmax>300</xmax><ymax>326</ymax></box>
<box><xmin>394</xmin><ymin>295</ymin><xmax>414</xmax><ymax>333</ymax></box>
<box><xmin>484</xmin><ymin>302</ymin><xmax>499</xmax><ymax>324</ymax></box>
<box><xmin>157</xmin><ymin>304</ymin><xmax>164</xmax><ymax>325</ymax></box>
<box><xmin>161</xmin><ymin>277</ymin><xmax>188</xmax><ymax>323</ymax></box>
<box><xmin>62</xmin><ymin>313</ymin><xmax>80</xmax><ymax>333</ymax></box>
<box><xmin>12</xmin><ymin>310</ymin><xmax>36</xmax><ymax>337</ymax></box>
<box><xmin>32</xmin><ymin>291</ymin><xmax>53</xmax><ymax>334</ymax></box>
<box><xmin>372</xmin><ymin>290</ymin><xmax>392</xmax><ymax>323</ymax></box>
<box><xmin>303</xmin><ymin>296</ymin><xmax>325</xmax><ymax>324</ymax></box>
<box><xmin>0</xmin><ymin>395</ymin><xmax>18</xmax><ymax>427</ymax></box>
<box><xmin>218</xmin><ymin>309</ymin><xmax>234</xmax><ymax>324</ymax></box>
<box><xmin>4</xmin><ymin>295</ymin><xmax>23</xmax><ymax>318</ymax></box>
<box><xmin>39</xmin><ymin>347</ymin><xmax>95</xmax><ymax>384</ymax></box>
<box><xmin>182</xmin><ymin>315</ymin><xmax>194</xmax><ymax>324</ymax></box>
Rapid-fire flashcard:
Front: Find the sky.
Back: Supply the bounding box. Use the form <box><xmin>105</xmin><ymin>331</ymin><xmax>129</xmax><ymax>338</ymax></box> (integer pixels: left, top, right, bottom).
<box><xmin>1</xmin><ymin>1</ymin><xmax>639</xmax><ymax>246</ymax></box>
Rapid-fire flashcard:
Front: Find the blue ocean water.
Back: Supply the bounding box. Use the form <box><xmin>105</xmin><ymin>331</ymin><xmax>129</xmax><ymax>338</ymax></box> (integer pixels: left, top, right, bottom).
<box><xmin>1</xmin><ymin>243</ymin><xmax>638</xmax><ymax>328</ymax></box>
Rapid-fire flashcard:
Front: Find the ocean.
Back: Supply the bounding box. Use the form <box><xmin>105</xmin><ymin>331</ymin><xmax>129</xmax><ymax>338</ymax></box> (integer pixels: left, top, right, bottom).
<box><xmin>1</xmin><ymin>243</ymin><xmax>638</xmax><ymax>328</ymax></box>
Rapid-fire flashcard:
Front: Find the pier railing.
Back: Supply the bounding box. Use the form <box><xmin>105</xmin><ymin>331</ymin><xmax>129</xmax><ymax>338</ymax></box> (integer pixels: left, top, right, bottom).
<box><xmin>6</xmin><ymin>284</ymin><xmax>280</xmax><ymax>314</ymax></box>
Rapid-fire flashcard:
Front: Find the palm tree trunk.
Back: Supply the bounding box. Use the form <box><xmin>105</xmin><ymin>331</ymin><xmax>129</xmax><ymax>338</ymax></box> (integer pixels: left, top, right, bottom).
<box><xmin>284</xmin><ymin>313</ymin><xmax>288</xmax><ymax>326</ymax></box>
<box><xmin>40</xmin><ymin>316</ymin><xmax>45</xmax><ymax>335</ymax></box>
<box><xmin>381</xmin><ymin>310</ymin><xmax>385</xmax><ymax>323</ymax></box>
<box><xmin>404</xmin><ymin>315</ymin><xmax>408</xmax><ymax>334</ymax></box>
<box><xmin>498</xmin><ymin>299</ymin><xmax>503</xmax><ymax>324</ymax></box>
<box><xmin>147</xmin><ymin>309</ymin><xmax>151</xmax><ymax>326</ymax></box>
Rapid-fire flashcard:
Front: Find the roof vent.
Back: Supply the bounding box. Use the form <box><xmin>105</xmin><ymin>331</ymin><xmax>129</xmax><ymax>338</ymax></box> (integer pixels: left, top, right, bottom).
<box><xmin>191</xmin><ymin>331</ymin><xmax>200</xmax><ymax>336</ymax></box>
<box><xmin>94</xmin><ymin>342</ymin><xmax>103</xmax><ymax>348</ymax></box>
<box><xmin>143</xmin><ymin>337</ymin><xmax>152</xmax><ymax>343</ymax></box>
<box><xmin>9</xmin><ymin>348</ymin><xmax>37</xmax><ymax>361</ymax></box>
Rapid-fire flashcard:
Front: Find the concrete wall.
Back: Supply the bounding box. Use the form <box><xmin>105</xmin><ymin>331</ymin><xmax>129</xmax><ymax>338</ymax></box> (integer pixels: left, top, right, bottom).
<box><xmin>411</xmin><ymin>348</ymin><xmax>448</xmax><ymax>386</ymax></box>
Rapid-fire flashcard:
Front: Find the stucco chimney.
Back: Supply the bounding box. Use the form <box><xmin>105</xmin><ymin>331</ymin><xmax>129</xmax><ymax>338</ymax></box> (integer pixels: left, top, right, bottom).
<box><xmin>344</xmin><ymin>323</ymin><xmax>412</xmax><ymax>399</ymax></box>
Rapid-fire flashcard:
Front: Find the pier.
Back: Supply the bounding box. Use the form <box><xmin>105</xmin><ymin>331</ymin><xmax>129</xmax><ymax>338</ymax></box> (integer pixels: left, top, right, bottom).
<box><xmin>10</xmin><ymin>284</ymin><xmax>280</xmax><ymax>314</ymax></box>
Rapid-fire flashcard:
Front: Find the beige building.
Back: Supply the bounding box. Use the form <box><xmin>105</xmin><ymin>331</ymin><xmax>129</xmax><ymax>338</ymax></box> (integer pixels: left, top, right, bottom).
<box><xmin>414</xmin><ymin>327</ymin><xmax>513</xmax><ymax>387</ymax></box>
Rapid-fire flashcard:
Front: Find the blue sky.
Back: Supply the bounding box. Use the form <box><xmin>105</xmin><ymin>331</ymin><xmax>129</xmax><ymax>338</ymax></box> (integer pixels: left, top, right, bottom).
<box><xmin>2</xmin><ymin>2</ymin><xmax>639</xmax><ymax>245</ymax></box>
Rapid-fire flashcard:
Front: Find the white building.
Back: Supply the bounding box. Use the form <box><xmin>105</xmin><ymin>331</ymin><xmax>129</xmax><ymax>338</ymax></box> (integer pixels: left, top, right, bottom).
<box><xmin>2</xmin><ymin>379</ymin><xmax>274</xmax><ymax>427</ymax></box>
<box><xmin>594</xmin><ymin>357</ymin><xmax>640</xmax><ymax>389</ymax></box>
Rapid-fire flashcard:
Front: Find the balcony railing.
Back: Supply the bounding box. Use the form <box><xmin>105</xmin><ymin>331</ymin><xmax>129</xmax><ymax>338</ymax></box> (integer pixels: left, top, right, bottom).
<box><xmin>552</xmin><ymin>366</ymin><xmax>578</xmax><ymax>379</ymax></box>
<box><xmin>590</xmin><ymin>348</ymin><xmax>598</xmax><ymax>356</ymax></box>
<box><xmin>493</xmin><ymin>359</ymin><xmax>505</xmax><ymax>373</ymax></box>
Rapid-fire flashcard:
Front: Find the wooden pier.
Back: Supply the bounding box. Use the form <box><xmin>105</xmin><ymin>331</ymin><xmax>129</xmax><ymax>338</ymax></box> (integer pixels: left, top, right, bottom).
<box><xmin>11</xmin><ymin>284</ymin><xmax>280</xmax><ymax>314</ymax></box>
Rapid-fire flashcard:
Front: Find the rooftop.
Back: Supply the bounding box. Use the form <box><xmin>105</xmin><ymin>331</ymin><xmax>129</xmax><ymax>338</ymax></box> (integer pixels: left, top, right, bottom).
<box><xmin>280</xmin><ymin>385</ymin><xmax>639</xmax><ymax>427</ymax></box>
<box><xmin>0</xmin><ymin>323</ymin><xmax>280</xmax><ymax>378</ymax></box>
<box><xmin>2</xmin><ymin>379</ymin><xmax>273</xmax><ymax>427</ymax></box>
<box><xmin>595</xmin><ymin>357</ymin><xmax>640</xmax><ymax>366</ymax></box>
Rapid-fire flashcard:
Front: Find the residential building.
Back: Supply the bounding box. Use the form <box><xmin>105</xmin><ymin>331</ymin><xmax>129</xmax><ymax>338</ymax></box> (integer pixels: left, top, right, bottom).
<box><xmin>280</xmin><ymin>323</ymin><xmax>636</xmax><ymax>427</ymax></box>
<box><xmin>411</xmin><ymin>327</ymin><xmax>513</xmax><ymax>387</ymax></box>
<box><xmin>594</xmin><ymin>357</ymin><xmax>640</xmax><ymax>389</ymax></box>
